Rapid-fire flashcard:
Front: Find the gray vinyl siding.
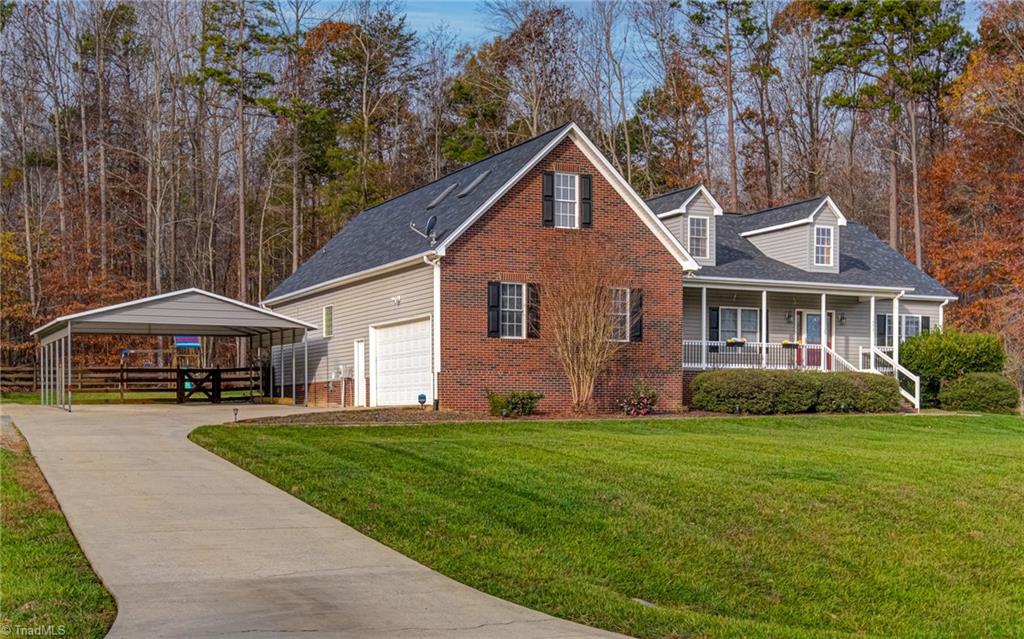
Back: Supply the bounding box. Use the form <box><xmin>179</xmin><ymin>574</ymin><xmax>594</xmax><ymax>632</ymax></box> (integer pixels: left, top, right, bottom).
<box><xmin>808</xmin><ymin>206</ymin><xmax>840</xmax><ymax>274</ymax></box>
<box><xmin>683</xmin><ymin>287</ymin><xmax>941</xmax><ymax>366</ymax></box>
<box><xmin>747</xmin><ymin>224</ymin><xmax>810</xmax><ymax>270</ymax></box>
<box><xmin>266</xmin><ymin>263</ymin><xmax>434</xmax><ymax>392</ymax></box>
<box><xmin>661</xmin><ymin>192</ymin><xmax>717</xmax><ymax>266</ymax></box>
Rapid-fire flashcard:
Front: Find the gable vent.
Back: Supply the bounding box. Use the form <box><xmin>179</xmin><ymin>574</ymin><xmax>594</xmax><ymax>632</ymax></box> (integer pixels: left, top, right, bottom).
<box><xmin>426</xmin><ymin>183</ymin><xmax>459</xmax><ymax>209</ymax></box>
<box><xmin>457</xmin><ymin>170</ymin><xmax>491</xmax><ymax>198</ymax></box>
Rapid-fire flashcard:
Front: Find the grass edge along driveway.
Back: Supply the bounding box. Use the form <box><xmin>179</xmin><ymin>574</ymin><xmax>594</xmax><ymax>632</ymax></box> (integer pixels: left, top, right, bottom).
<box><xmin>0</xmin><ymin>421</ymin><xmax>116</xmax><ymax>639</ymax></box>
<box><xmin>191</xmin><ymin>414</ymin><xmax>1024</xmax><ymax>639</ymax></box>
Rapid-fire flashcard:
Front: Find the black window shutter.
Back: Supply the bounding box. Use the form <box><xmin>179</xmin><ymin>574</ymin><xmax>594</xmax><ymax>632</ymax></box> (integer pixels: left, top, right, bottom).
<box><xmin>527</xmin><ymin>283</ymin><xmax>540</xmax><ymax>338</ymax></box>
<box><xmin>580</xmin><ymin>174</ymin><xmax>592</xmax><ymax>227</ymax></box>
<box><xmin>875</xmin><ymin>314</ymin><xmax>887</xmax><ymax>346</ymax></box>
<box><xmin>630</xmin><ymin>288</ymin><xmax>643</xmax><ymax>342</ymax></box>
<box><xmin>487</xmin><ymin>282</ymin><xmax>501</xmax><ymax>337</ymax></box>
<box><xmin>708</xmin><ymin>307</ymin><xmax>720</xmax><ymax>341</ymax></box>
<box><xmin>542</xmin><ymin>171</ymin><xmax>554</xmax><ymax>227</ymax></box>
<box><xmin>921</xmin><ymin>316</ymin><xmax>930</xmax><ymax>333</ymax></box>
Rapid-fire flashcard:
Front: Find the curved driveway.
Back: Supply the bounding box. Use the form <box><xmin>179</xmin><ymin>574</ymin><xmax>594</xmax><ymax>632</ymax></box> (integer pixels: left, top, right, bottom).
<box><xmin>3</xmin><ymin>404</ymin><xmax>624</xmax><ymax>639</ymax></box>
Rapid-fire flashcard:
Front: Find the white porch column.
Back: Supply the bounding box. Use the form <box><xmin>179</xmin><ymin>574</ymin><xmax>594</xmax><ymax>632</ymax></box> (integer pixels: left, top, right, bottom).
<box><xmin>893</xmin><ymin>296</ymin><xmax>901</xmax><ymax>364</ymax></box>
<box><xmin>303</xmin><ymin>329</ymin><xmax>309</xmax><ymax>407</ymax></box>
<box><xmin>761</xmin><ymin>290</ymin><xmax>768</xmax><ymax>367</ymax></box>
<box><xmin>869</xmin><ymin>296</ymin><xmax>876</xmax><ymax>371</ymax></box>
<box><xmin>820</xmin><ymin>293</ymin><xmax>827</xmax><ymax>371</ymax></box>
<box><xmin>700</xmin><ymin>287</ymin><xmax>708</xmax><ymax>369</ymax></box>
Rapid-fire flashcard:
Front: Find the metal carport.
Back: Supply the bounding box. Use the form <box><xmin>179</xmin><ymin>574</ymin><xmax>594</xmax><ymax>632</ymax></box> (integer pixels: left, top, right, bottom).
<box><xmin>31</xmin><ymin>288</ymin><xmax>317</xmax><ymax>411</ymax></box>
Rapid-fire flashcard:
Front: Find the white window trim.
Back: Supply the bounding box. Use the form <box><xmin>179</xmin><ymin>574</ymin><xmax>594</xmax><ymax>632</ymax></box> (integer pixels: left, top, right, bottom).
<box><xmin>688</xmin><ymin>215</ymin><xmax>710</xmax><ymax>259</ymax></box>
<box><xmin>322</xmin><ymin>305</ymin><xmax>334</xmax><ymax>338</ymax></box>
<box><xmin>814</xmin><ymin>225</ymin><xmax>834</xmax><ymax>267</ymax></box>
<box><xmin>717</xmin><ymin>306</ymin><xmax>761</xmax><ymax>342</ymax></box>
<box><xmin>553</xmin><ymin>172</ymin><xmax>579</xmax><ymax>229</ymax></box>
<box><xmin>499</xmin><ymin>281</ymin><xmax>527</xmax><ymax>340</ymax></box>
<box><xmin>881</xmin><ymin>313</ymin><xmax>924</xmax><ymax>346</ymax></box>
<box><xmin>609</xmin><ymin>287</ymin><xmax>630</xmax><ymax>342</ymax></box>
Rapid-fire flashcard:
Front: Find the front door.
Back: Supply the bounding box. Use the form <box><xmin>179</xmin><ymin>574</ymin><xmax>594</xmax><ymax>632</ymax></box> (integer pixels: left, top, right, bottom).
<box><xmin>797</xmin><ymin>310</ymin><xmax>834</xmax><ymax>369</ymax></box>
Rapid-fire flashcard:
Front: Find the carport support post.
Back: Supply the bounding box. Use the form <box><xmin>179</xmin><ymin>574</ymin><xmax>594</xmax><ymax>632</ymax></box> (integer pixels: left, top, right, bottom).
<box><xmin>67</xmin><ymin>323</ymin><xmax>73</xmax><ymax>412</ymax></box>
<box><xmin>303</xmin><ymin>329</ymin><xmax>308</xmax><ymax>407</ymax></box>
<box><xmin>38</xmin><ymin>344</ymin><xmax>44</xmax><ymax>405</ymax></box>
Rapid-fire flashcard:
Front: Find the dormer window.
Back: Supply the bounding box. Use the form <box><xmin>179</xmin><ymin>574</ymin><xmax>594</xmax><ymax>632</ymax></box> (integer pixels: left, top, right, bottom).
<box><xmin>689</xmin><ymin>216</ymin><xmax>709</xmax><ymax>259</ymax></box>
<box><xmin>554</xmin><ymin>172</ymin><xmax>578</xmax><ymax>228</ymax></box>
<box><xmin>814</xmin><ymin>226</ymin><xmax>833</xmax><ymax>266</ymax></box>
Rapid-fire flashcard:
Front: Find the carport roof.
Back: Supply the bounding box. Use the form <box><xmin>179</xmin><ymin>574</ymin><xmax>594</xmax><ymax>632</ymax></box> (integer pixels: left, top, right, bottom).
<box><xmin>32</xmin><ymin>288</ymin><xmax>316</xmax><ymax>344</ymax></box>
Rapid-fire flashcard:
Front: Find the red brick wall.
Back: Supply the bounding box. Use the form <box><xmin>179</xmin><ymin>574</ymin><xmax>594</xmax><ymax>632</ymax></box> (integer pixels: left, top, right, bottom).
<box><xmin>438</xmin><ymin>137</ymin><xmax>684</xmax><ymax>413</ymax></box>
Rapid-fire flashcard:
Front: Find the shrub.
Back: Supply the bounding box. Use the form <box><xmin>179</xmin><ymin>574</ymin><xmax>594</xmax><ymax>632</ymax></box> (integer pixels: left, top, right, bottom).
<box><xmin>938</xmin><ymin>373</ymin><xmax>1020</xmax><ymax>414</ymax></box>
<box><xmin>621</xmin><ymin>380</ymin><xmax>658</xmax><ymax>416</ymax></box>
<box><xmin>487</xmin><ymin>390</ymin><xmax>544</xmax><ymax>417</ymax></box>
<box><xmin>690</xmin><ymin>370</ymin><xmax>900</xmax><ymax>414</ymax></box>
<box><xmin>901</xmin><ymin>330</ymin><xmax>1005</xmax><ymax>407</ymax></box>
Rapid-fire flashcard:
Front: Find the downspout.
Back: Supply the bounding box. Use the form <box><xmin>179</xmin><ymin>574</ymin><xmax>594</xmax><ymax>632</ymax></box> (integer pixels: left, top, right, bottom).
<box><xmin>423</xmin><ymin>253</ymin><xmax>442</xmax><ymax>411</ymax></box>
<box><xmin>938</xmin><ymin>299</ymin><xmax>950</xmax><ymax>330</ymax></box>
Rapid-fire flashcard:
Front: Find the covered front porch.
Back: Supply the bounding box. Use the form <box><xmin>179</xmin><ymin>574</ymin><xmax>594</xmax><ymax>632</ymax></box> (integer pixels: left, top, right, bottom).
<box><xmin>682</xmin><ymin>280</ymin><xmax>931</xmax><ymax>408</ymax></box>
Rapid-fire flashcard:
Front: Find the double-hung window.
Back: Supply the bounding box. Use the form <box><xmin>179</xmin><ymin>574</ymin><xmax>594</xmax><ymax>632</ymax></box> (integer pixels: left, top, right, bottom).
<box><xmin>689</xmin><ymin>216</ymin><xmax>709</xmax><ymax>259</ymax></box>
<box><xmin>719</xmin><ymin>307</ymin><xmax>760</xmax><ymax>342</ymax></box>
<box><xmin>814</xmin><ymin>226</ymin><xmax>834</xmax><ymax>266</ymax></box>
<box><xmin>554</xmin><ymin>172</ymin><xmax>578</xmax><ymax>228</ymax></box>
<box><xmin>880</xmin><ymin>313</ymin><xmax>924</xmax><ymax>346</ymax></box>
<box><xmin>499</xmin><ymin>282</ymin><xmax>525</xmax><ymax>338</ymax></box>
<box><xmin>609</xmin><ymin>288</ymin><xmax>630</xmax><ymax>341</ymax></box>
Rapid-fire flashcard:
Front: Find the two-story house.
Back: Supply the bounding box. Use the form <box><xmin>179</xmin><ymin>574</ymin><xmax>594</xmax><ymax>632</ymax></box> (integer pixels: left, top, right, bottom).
<box><xmin>264</xmin><ymin>123</ymin><xmax>954</xmax><ymax>411</ymax></box>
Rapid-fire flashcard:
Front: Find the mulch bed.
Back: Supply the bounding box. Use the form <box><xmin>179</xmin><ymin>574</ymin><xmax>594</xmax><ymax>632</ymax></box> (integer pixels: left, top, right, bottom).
<box><xmin>239</xmin><ymin>407</ymin><xmax>724</xmax><ymax>426</ymax></box>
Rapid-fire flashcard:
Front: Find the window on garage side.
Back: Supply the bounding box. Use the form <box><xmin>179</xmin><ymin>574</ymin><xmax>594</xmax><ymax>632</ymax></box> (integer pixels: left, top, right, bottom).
<box><xmin>322</xmin><ymin>305</ymin><xmax>334</xmax><ymax>338</ymax></box>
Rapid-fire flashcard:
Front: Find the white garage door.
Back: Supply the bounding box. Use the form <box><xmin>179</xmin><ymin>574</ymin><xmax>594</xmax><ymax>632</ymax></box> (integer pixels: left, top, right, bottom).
<box><xmin>374</xmin><ymin>319</ymin><xmax>433</xmax><ymax>406</ymax></box>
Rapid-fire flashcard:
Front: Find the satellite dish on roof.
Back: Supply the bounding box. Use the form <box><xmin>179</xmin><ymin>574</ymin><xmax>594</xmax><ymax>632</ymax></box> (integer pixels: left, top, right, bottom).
<box><xmin>409</xmin><ymin>215</ymin><xmax>439</xmax><ymax>247</ymax></box>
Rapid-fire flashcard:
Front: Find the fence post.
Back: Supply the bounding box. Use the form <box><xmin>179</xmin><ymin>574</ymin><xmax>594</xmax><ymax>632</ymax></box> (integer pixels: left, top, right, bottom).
<box><xmin>119</xmin><ymin>363</ymin><xmax>125</xmax><ymax>404</ymax></box>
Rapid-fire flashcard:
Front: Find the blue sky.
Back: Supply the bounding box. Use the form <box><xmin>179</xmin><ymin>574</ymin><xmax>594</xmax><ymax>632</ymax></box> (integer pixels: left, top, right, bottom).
<box><xmin>401</xmin><ymin>1</ymin><xmax>984</xmax><ymax>44</ymax></box>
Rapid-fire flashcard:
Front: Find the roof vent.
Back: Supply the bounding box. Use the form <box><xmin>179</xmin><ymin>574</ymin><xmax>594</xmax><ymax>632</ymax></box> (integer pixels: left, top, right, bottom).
<box><xmin>427</xmin><ymin>183</ymin><xmax>458</xmax><ymax>209</ymax></box>
<box><xmin>457</xmin><ymin>170</ymin><xmax>491</xmax><ymax>198</ymax></box>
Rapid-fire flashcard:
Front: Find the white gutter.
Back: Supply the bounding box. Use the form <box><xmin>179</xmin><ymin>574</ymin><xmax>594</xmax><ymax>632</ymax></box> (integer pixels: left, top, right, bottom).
<box><xmin>939</xmin><ymin>298</ymin><xmax>950</xmax><ymax>328</ymax></box>
<box><xmin>687</xmin><ymin>274</ymin><xmax>911</xmax><ymax>296</ymax></box>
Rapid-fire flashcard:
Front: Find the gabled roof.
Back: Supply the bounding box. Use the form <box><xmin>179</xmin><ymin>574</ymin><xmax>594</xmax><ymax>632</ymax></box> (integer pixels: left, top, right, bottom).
<box><xmin>646</xmin><ymin>184</ymin><xmax>723</xmax><ymax>217</ymax></box>
<box><xmin>698</xmin><ymin>214</ymin><xmax>953</xmax><ymax>296</ymax></box>
<box><xmin>266</xmin><ymin>123</ymin><xmax>698</xmax><ymax>304</ymax></box>
<box><xmin>32</xmin><ymin>288</ymin><xmax>316</xmax><ymax>344</ymax></box>
<box><xmin>736</xmin><ymin>196</ymin><xmax>847</xmax><ymax>237</ymax></box>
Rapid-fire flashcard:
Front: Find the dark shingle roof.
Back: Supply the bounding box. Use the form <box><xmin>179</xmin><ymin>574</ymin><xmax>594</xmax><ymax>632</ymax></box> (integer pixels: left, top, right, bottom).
<box><xmin>730</xmin><ymin>196</ymin><xmax>827</xmax><ymax>231</ymax></box>
<box><xmin>645</xmin><ymin>185</ymin><xmax>700</xmax><ymax>216</ymax></box>
<box><xmin>698</xmin><ymin>214</ymin><xmax>953</xmax><ymax>296</ymax></box>
<box><xmin>266</xmin><ymin>123</ymin><xmax>573</xmax><ymax>301</ymax></box>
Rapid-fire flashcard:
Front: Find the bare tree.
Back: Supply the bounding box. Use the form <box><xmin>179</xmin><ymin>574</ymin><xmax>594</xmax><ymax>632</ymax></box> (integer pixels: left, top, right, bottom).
<box><xmin>537</xmin><ymin>238</ymin><xmax>630</xmax><ymax>412</ymax></box>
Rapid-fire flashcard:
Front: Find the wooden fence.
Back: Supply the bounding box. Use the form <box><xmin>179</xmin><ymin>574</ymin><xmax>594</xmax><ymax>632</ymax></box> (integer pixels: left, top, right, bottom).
<box><xmin>2</xmin><ymin>365</ymin><xmax>262</xmax><ymax>402</ymax></box>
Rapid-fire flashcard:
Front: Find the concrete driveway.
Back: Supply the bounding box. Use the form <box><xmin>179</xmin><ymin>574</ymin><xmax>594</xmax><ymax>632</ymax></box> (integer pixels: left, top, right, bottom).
<box><xmin>3</xmin><ymin>404</ymin><xmax>623</xmax><ymax>639</ymax></box>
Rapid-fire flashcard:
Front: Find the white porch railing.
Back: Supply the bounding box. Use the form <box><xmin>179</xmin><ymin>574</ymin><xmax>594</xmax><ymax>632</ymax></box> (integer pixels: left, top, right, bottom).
<box><xmin>870</xmin><ymin>347</ymin><xmax>920</xmax><ymax>411</ymax></box>
<box><xmin>683</xmin><ymin>340</ymin><xmax>858</xmax><ymax>373</ymax></box>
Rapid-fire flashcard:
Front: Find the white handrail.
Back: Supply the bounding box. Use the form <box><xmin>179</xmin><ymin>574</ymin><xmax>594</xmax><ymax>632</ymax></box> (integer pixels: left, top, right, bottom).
<box><xmin>872</xmin><ymin>347</ymin><xmax>920</xmax><ymax>411</ymax></box>
<box><xmin>823</xmin><ymin>345</ymin><xmax>858</xmax><ymax>372</ymax></box>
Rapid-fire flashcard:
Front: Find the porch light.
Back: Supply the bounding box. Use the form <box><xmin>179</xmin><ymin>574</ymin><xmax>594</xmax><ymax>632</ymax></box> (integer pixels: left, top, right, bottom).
<box><xmin>786</xmin><ymin>311</ymin><xmax>794</xmax><ymax>324</ymax></box>
<box><xmin>839</xmin><ymin>312</ymin><xmax>847</xmax><ymax>326</ymax></box>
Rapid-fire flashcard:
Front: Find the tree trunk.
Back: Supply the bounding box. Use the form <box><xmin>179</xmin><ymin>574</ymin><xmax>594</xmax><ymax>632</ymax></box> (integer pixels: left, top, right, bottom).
<box><xmin>888</xmin><ymin>126</ymin><xmax>899</xmax><ymax>250</ymax></box>
<box><xmin>723</xmin><ymin>3</ymin><xmax>738</xmax><ymax>211</ymax></box>
<box><xmin>236</xmin><ymin>6</ymin><xmax>247</xmax><ymax>303</ymax></box>
<box><xmin>908</xmin><ymin>101</ymin><xmax>923</xmax><ymax>267</ymax></box>
<box><xmin>20</xmin><ymin>94</ymin><xmax>37</xmax><ymax>312</ymax></box>
<box><xmin>97</xmin><ymin>15</ymin><xmax>109</xmax><ymax>276</ymax></box>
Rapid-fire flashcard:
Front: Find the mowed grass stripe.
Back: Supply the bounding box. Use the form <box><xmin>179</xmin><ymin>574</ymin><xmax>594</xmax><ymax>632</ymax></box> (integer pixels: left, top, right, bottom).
<box><xmin>191</xmin><ymin>414</ymin><xmax>1024</xmax><ymax>639</ymax></box>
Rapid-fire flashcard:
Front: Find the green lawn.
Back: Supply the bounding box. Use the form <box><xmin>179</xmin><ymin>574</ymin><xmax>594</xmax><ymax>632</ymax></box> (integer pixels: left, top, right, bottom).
<box><xmin>1</xmin><ymin>426</ymin><xmax>115</xmax><ymax>638</ymax></box>
<box><xmin>191</xmin><ymin>415</ymin><xmax>1024</xmax><ymax>639</ymax></box>
<box><xmin>1</xmin><ymin>389</ymin><xmax>256</xmax><ymax>405</ymax></box>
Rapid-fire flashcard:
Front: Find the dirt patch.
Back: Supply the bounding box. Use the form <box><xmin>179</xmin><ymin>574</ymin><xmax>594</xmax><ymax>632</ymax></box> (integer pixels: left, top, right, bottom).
<box><xmin>1</xmin><ymin>421</ymin><xmax>59</xmax><ymax>512</ymax></box>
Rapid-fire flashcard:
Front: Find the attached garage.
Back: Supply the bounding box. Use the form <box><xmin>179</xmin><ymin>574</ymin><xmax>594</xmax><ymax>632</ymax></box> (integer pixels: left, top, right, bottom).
<box><xmin>371</xmin><ymin>318</ymin><xmax>433</xmax><ymax>406</ymax></box>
